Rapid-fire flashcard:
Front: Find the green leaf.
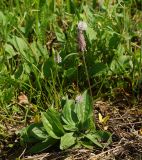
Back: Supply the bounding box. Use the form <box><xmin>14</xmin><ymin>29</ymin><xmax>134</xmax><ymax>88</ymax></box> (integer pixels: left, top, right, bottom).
<box><xmin>14</xmin><ymin>64</ymin><xmax>23</xmax><ymax>79</ymax></box>
<box><xmin>55</xmin><ymin>27</ymin><xmax>65</xmax><ymax>42</ymax></box>
<box><xmin>85</xmin><ymin>130</ymin><xmax>112</xmax><ymax>148</ymax></box>
<box><xmin>85</xmin><ymin>133</ymin><xmax>103</xmax><ymax>148</ymax></box>
<box><xmin>20</xmin><ymin>123</ymin><xmax>48</xmax><ymax>143</ymax></box>
<box><xmin>63</xmin><ymin>68</ymin><xmax>77</xmax><ymax>78</ymax></box>
<box><xmin>109</xmin><ymin>33</ymin><xmax>120</xmax><ymax>49</ymax></box>
<box><xmin>41</xmin><ymin>112</ymin><xmax>59</xmax><ymax>139</ymax></box>
<box><xmin>7</xmin><ymin>36</ymin><xmax>37</xmax><ymax>63</ymax></box>
<box><xmin>8</xmin><ymin>36</ymin><xmax>28</xmax><ymax>54</ymax></box>
<box><xmin>60</xmin><ymin>132</ymin><xmax>76</xmax><ymax>150</ymax></box>
<box><xmin>20</xmin><ymin>124</ymin><xmax>42</xmax><ymax>143</ymax></box>
<box><xmin>74</xmin><ymin>91</ymin><xmax>93</xmax><ymax>130</ymax></box>
<box><xmin>4</xmin><ymin>44</ymin><xmax>17</xmax><ymax>59</ymax></box>
<box><xmin>89</xmin><ymin>63</ymin><xmax>107</xmax><ymax>77</ymax></box>
<box><xmin>62</xmin><ymin>98</ymin><xmax>79</xmax><ymax>131</ymax></box>
<box><xmin>31</xmin><ymin>125</ymin><xmax>48</xmax><ymax>140</ymax></box>
<box><xmin>25</xmin><ymin>16</ymin><xmax>35</xmax><ymax>37</ymax></box>
<box><xmin>43</xmin><ymin>58</ymin><xmax>55</xmax><ymax>78</ymax></box>
<box><xmin>86</xmin><ymin>27</ymin><xmax>97</xmax><ymax>42</ymax></box>
<box><xmin>62</xmin><ymin>99</ymin><xmax>76</xmax><ymax>124</ymax></box>
<box><xmin>63</xmin><ymin>124</ymin><xmax>78</xmax><ymax>131</ymax></box>
<box><xmin>81</xmin><ymin>141</ymin><xmax>94</xmax><ymax>149</ymax></box>
<box><xmin>29</xmin><ymin>137</ymin><xmax>57</xmax><ymax>153</ymax></box>
<box><xmin>0</xmin><ymin>11</ymin><xmax>6</xmax><ymax>25</ymax></box>
<box><xmin>48</xmin><ymin>0</ymin><xmax>55</xmax><ymax>12</ymax></box>
<box><xmin>41</xmin><ymin>109</ymin><xmax>64</xmax><ymax>139</ymax></box>
<box><xmin>63</xmin><ymin>53</ymin><xmax>78</xmax><ymax>61</ymax></box>
<box><xmin>94</xmin><ymin>130</ymin><xmax>112</xmax><ymax>147</ymax></box>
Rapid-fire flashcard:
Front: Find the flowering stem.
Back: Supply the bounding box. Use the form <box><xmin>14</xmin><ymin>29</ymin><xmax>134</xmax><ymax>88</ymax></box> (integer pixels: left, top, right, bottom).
<box><xmin>77</xmin><ymin>21</ymin><xmax>93</xmax><ymax>101</ymax></box>
<box><xmin>82</xmin><ymin>51</ymin><xmax>93</xmax><ymax>101</ymax></box>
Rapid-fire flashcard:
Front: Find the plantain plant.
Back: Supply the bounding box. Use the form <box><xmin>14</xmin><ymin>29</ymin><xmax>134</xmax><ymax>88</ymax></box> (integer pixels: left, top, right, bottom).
<box><xmin>20</xmin><ymin>90</ymin><xmax>111</xmax><ymax>153</ymax></box>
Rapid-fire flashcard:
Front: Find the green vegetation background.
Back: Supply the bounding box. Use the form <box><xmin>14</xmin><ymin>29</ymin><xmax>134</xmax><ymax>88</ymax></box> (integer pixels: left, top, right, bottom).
<box><xmin>0</xmin><ymin>0</ymin><xmax>142</xmax><ymax>153</ymax></box>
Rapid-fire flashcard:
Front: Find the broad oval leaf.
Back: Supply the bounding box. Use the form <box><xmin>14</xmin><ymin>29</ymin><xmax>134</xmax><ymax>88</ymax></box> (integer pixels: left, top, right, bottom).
<box><xmin>41</xmin><ymin>109</ymin><xmax>64</xmax><ymax>139</ymax></box>
<box><xmin>31</xmin><ymin>125</ymin><xmax>48</xmax><ymax>140</ymax></box>
<box><xmin>29</xmin><ymin>137</ymin><xmax>57</xmax><ymax>153</ymax></box>
<box><xmin>85</xmin><ymin>133</ymin><xmax>103</xmax><ymax>148</ymax></box>
<box><xmin>60</xmin><ymin>132</ymin><xmax>76</xmax><ymax>150</ymax></box>
<box><xmin>74</xmin><ymin>90</ymin><xmax>93</xmax><ymax>130</ymax></box>
<box><xmin>63</xmin><ymin>124</ymin><xmax>78</xmax><ymax>132</ymax></box>
<box><xmin>62</xmin><ymin>99</ymin><xmax>76</xmax><ymax>124</ymax></box>
<box><xmin>85</xmin><ymin>130</ymin><xmax>112</xmax><ymax>148</ymax></box>
<box><xmin>20</xmin><ymin>123</ymin><xmax>47</xmax><ymax>143</ymax></box>
<box><xmin>5</xmin><ymin>44</ymin><xmax>17</xmax><ymax>59</ymax></box>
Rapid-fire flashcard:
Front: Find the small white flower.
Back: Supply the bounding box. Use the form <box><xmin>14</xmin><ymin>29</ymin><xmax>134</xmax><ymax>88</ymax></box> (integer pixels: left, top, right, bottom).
<box><xmin>54</xmin><ymin>53</ymin><xmax>62</xmax><ymax>63</ymax></box>
<box><xmin>78</xmin><ymin>21</ymin><xmax>87</xmax><ymax>31</ymax></box>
